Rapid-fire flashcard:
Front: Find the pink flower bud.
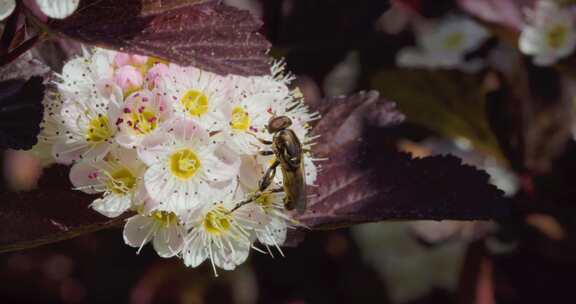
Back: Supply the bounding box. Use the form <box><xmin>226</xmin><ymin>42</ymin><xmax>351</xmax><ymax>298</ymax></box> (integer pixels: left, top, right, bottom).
<box><xmin>131</xmin><ymin>55</ymin><xmax>149</xmax><ymax>65</ymax></box>
<box><xmin>114</xmin><ymin>65</ymin><xmax>143</xmax><ymax>90</ymax></box>
<box><xmin>146</xmin><ymin>63</ymin><xmax>169</xmax><ymax>88</ymax></box>
<box><xmin>114</xmin><ymin>53</ymin><xmax>131</xmax><ymax>67</ymax></box>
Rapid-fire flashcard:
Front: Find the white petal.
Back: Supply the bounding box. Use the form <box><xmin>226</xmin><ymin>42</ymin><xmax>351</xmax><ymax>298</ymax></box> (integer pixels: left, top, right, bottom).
<box><xmin>396</xmin><ymin>48</ymin><xmax>430</xmax><ymax>68</ymax></box>
<box><xmin>238</xmin><ymin>155</ymin><xmax>261</xmax><ymax>191</ymax></box>
<box><xmin>52</xmin><ymin>141</ymin><xmax>87</xmax><ymax>164</ymax></box>
<box><xmin>0</xmin><ymin>0</ymin><xmax>15</xmax><ymax>21</ymax></box>
<box><xmin>91</xmin><ymin>195</ymin><xmax>131</xmax><ymax>218</ymax></box>
<box><xmin>144</xmin><ymin>163</ymin><xmax>201</xmax><ymax>213</ymax></box>
<box><xmin>533</xmin><ymin>53</ymin><xmax>559</xmax><ymax>66</ymax></box>
<box><xmin>69</xmin><ymin>161</ymin><xmax>101</xmax><ymax>194</ymax></box>
<box><xmin>213</xmin><ymin>240</ymin><xmax>250</xmax><ymax>270</ymax></box>
<box><xmin>123</xmin><ymin>215</ymin><xmax>155</xmax><ymax>248</ymax></box>
<box><xmin>200</xmin><ymin>151</ymin><xmax>239</xmax><ymax>183</ymax></box>
<box><xmin>183</xmin><ymin>232</ymin><xmax>209</xmax><ymax>267</ymax></box>
<box><xmin>258</xmin><ymin>218</ymin><xmax>287</xmax><ymax>246</ymax></box>
<box><xmin>35</xmin><ymin>0</ymin><xmax>79</xmax><ymax>19</ymax></box>
<box><xmin>519</xmin><ymin>27</ymin><xmax>547</xmax><ymax>55</ymax></box>
<box><xmin>153</xmin><ymin>226</ymin><xmax>185</xmax><ymax>258</ymax></box>
<box><xmin>303</xmin><ymin>156</ymin><xmax>317</xmax><ymax>185</ymax></box>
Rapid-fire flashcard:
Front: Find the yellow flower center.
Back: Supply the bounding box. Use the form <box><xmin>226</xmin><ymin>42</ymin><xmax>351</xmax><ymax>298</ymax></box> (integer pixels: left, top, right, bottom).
<box><xmin>180</xmin><ymin>90</ymin><xmax>209</xmax><ymax>117</ymax></box>
<box><xmin>230</xmin><ymin>106</ymin><xmax>251</xmax><ymax>131</ymax></box>
<box><xmin>444</xmin><ymin>32</ymin><xmax>464</xmax><ymax>50</ymax></box>
<box><xmin>128</xmin><ymin>107</ymin><xmax>158</xmax><ymax>135</ymax></box>
<box><xmin>152</xmin><ymin>211</ymin><xmax>178</xmax><ymax>228</ymax></box>
<box><xmin>547</xmin><ymin>24</ymin><xmax>568</xmax><ymax>49</ymax></box>
<box><xmin>203</xmin><ymin>206</ymin><xmax>232</xmax><ymax>235</ymax></box>
<box><xmin>86</xmin><ymin>115</ymin><xmax>113</xmax><ymax>144</ymax></box>
<box><xmin>169</xmin><ymin>148</ymin><xmax>201</xmax><ymax>180</ymax></box>
<box><xmin>106</xmin><ymin>168</ymin><xmax>137</xmax><ymax>195</ymax></box>
<box><xmin>255</xmin><ymin>192</ymin><xmax>273</xmax><ymax>209</ymax></box>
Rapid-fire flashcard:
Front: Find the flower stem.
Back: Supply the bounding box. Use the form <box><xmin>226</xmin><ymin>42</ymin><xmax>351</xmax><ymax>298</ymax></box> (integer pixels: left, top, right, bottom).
<box><xmin>0</xmin><ymin>1</ymin><xmax>22</xmax><ymax>55</ymax></box>
<box><xmin>0</xmin><ymin>34</ymin><xmax>44</xmax><ymax>68</ymax></box>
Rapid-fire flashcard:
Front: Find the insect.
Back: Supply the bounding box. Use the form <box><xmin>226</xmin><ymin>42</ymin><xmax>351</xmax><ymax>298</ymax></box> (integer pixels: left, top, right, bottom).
<box><xmin>231</xmin><ymin>115</ymin><xmax>307</xmax><ymax>214</ymax></box>
<box><xmin>259</xmin><ymin>115</ymin><xmax>307</xmax><ymax>213</ymax></box>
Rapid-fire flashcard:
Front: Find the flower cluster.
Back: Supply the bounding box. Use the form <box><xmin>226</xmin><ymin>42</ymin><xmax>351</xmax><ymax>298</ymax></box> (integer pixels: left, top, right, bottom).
<box><xmin>39</xmin><ymin>48</ymin><xmax>319</xmax><ymax>274</ymax></box>
<box><xmin>519</xmin><ymin>0</ymin><xmax>576</xmax><ymax>66</ymax></box>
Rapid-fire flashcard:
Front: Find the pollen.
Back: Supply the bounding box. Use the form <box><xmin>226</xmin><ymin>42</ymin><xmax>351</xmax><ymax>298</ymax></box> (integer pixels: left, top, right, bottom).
<box><xmin>181</xmin><ymin>90</ymin><xmax>209</xmax><ymax>117</ymax></box>
<box><xmin>106</xmin><ymin>168</ymin><xmax>137</xmax><ymax>195</ymax></box>
<box><xmin>203</xmin><ymin>206</ymin><xmax>232</xmax><ymax>235</ymax></box>
<box><xmin>169</xmin><ymin>148</ymin><xmax>201</xmax><ymax>180</ymax></box>
<box><xmin>230</xmin><ymin>106</ymin><xmax>251</xmax><ymax>131</ymax></box>
<box><xmin>255</xmin><ymin>193</ymin><xmax>273</xmax><ymax>209</ymax></box>
<box><xmin>547</xmin><ymin>24</ymin><xmax>568</xmax><ymax>49</ymax></box>
<box><xmin>127</xmin><ymin>107</ymin><xmax>158</xmax><ymax>135</ymax></box>
<box><xmin>86</xmin><ymin>115</ymin><xmax>113</xmax><ymax>144</ymax></box>
<box><xmin>152</xmin><ymin>211</ymin><xmax>178</xmax><ymax>228</ymax></box>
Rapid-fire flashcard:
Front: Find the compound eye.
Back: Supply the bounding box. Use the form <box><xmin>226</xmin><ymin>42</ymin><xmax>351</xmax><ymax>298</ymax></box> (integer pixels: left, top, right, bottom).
<box><xmin>268</xmin><ymin>116</ymin><xmax>292</xmax><ymax>133</ymax></box>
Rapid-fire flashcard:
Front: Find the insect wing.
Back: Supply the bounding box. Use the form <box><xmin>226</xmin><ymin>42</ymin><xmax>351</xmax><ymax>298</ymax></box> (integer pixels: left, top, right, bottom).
<box><xmin>274</xmin><ymin>129</ymin><xmax>307</xmax><ymax>213</ymax></box>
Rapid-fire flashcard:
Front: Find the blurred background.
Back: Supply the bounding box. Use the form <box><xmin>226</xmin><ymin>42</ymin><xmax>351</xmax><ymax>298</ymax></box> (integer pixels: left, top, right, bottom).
<box><xmin>4</xmin><ymin>0</ymin><xmax>576</xmax><ymax>303</ymax></box>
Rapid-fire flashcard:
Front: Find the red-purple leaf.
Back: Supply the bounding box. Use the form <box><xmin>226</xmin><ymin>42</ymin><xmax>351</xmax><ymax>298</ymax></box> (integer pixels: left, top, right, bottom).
<box><xmin>0</xmin><ymin>165</ymin><xmax>124</xmax><ymax>253</ymax></box>
<box><xmin>46</xmin><ymin>0</ymin><xmax>271</xmax><ymax>76</ymax></box>
<box><xmin>298</xmin><ymin>91</ymin><xmax>509</xmax><ymax>229</ymax></box>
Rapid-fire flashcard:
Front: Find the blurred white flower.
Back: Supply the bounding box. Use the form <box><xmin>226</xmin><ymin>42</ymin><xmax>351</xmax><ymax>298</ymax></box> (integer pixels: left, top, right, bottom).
<box><xmin>0</xmin><ymin>0</ymin><xmax>16</xmax><ymax>21</ymax></box>
<box><xmin>0</xmin><ymin>0</ymin><xmax>79</xmax><ymax>21</ymax></box>
<box><xmin>397</xmin><ymin>16</ymin><xmax>490</xmax><ymax>71</ymax></box>
<box><xmin>519</xmin><ymin>0</ymin><xmax>576</xmax><ymax>66</ymax></box>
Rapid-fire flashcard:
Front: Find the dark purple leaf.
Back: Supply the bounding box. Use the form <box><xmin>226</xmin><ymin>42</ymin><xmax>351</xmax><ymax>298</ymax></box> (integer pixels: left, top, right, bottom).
<box><xmin>0</xmin><ymin>165</ymin><xmax>124</xmax><ymax>253</ymax></box>
<box><xmin>486</xmin><ymin>64</ymin><xmax>574</xmax><ymax>174</ymax></box>
<box><xmin>0</xmin><ymin>77</ymin><xmax>45</xmax><ymax>150</ymax></box>
<box><xmin>47</xmin><ymin>0</ymin><xmax>270</xmax><ymax>76</ymax></box>
<box><xmin>298</xmin><ymin>91</ymin><xmax>509</xmax><ymax>229</ymax></box>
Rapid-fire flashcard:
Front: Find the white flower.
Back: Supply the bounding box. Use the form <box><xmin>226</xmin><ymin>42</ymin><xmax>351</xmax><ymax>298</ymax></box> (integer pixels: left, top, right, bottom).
<box><xmin>35</xmin><ymin>0</ymin><xmax>79</xmax><ymax>19</ymax></box>
<box><xmin>220</xmin><ymin>85</ymin><xmax>275</xmax><ymax>155</ymax></box>
<box><xmin>0</xmin><ymin>0</ymin><xmax>15</xmax><ymax>21</ymax></box>
<box><xmin>57</xmin><ymin>48</ymin><xmax>118</xmax><ymax>100</ymax></box>
<box><xmin>52</xmin><ymin>89</ymin><xmax>122</xmax><ymax>163</ymax></box>
<box><xmin>397</xmin><ymin>16</ymin><xmax>490</xmax><ymax>71</ymax></box>
<box><xmin>123</xmin><ymin>211</ymin><xmax>185</xmax><ymax>258</ymax></box>
<box><xmin>69</xmin><ymin>149</ymin><xmax>146</xmax><ymax>217</ymax></box>
<box><xmin>139</xmin><ymin>119</ymin><xmax>239</xmax><ymax>214</ymax></box>
<box><xmin>519</xmin><ymin>1</ymin><xmax>576</xmax><ymax>66</ymax></box>
<box><xmin>157</xmin><ymin>65</ymin><xmax>229</xmax><ymax>132</ymax></box>
<box><xmin>182</xmin><ymin>202</ymin><xmax>256</xmax><ymax>275</ymax></box>
<box><xmin>0</xmin><ymin>0</ymin><xmax>79</xmax><ymax>21</ymax></box>
<box><xmin>115</xmin><ymin>90</ymin><xmax>173</xmax><ymax>149</ymax></box>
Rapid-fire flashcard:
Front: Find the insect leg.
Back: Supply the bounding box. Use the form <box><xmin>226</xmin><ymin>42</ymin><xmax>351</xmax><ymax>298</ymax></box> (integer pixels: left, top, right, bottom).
<box><xmin>259</xmin><ymin>159</ymin><xmax>280</xmax><ymax>191</ymax></box>
<box><xmin>258</xmin><ymin>138</ymin><xmax>273</xmax><ymax>145</ymax></box>
<box><xmin>229</xmin><ymin>196</ymin><xmax>256</xmax><ymax>213</ymax></box>
<box><xmin>259</xmin><ymin>150</ymin><xmax>274</xmax><ymax>156</ymax></box>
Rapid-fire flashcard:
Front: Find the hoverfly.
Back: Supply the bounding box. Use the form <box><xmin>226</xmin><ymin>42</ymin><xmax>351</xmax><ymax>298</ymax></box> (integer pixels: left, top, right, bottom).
<box><xmin>259</xmin><ymin>115</ymin><xmax>307</xmax><ymax>213</ymax></box>
<box><xmin>231</xmin><ymin>115</ymin><xmax>307</xmax><ymax>214</ymax></box>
